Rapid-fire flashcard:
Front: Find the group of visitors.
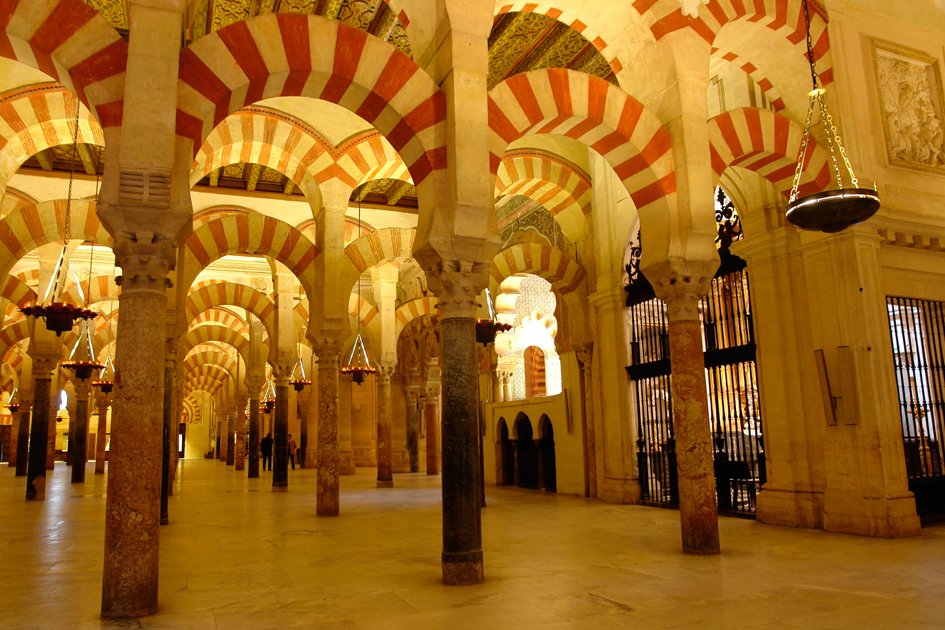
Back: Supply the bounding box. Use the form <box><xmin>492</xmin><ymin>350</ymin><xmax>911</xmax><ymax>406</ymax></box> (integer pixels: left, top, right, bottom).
<box><xmin>259</xmin><ymin>433</ymin><xmax>300</xmax><ymax>471</ymax></box>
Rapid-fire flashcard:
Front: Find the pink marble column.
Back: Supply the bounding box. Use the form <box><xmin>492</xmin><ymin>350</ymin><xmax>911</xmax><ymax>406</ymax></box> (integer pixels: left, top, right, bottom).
<box><xmin>376</xmin><ymin>365</ymin><xmax>394</xmax><ymax>488</ymax></box>
<box><xmin>316</xmin><ymin>339</ymin><xmax>341</xmax><ymax>516</ymax></box>
<box><xmin>94</xmin><ymin>394</ymin><xmax>110</xmax><ymax>475</ymax></box>
<box><xmin>235</xmin><ymin>401</ymin><xmax>246</xmax><ymax>471</ymax></box>
<box><xmin>424</xmin><ymin>390</ymin><xmax>440</xmax><ymax>475</ymax></box>
<box><xmin>575</xmin><ymin>344</ymin><xmax>597</xmax><ymax>498</ymax></box>
<box><xmin>70</xmin><ymin>379</ymin><xmax>91</xmax><ymax>483</ymax></box>
<box><xmin>101</xmin><ymin>246</ymin><xmax>171</xmax><ymax>617</ymax></box>
<box><xmin>662</xmin><ymin>284</ymin><xmax>720</xmax><ymax>555</ymax></box>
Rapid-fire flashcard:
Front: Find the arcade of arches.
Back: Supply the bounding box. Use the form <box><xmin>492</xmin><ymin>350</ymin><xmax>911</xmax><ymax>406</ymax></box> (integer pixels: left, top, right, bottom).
<box><xmin>1</xmin><ymin>0</ymin><xmax>944</xmax><ymax>620</ymax></box>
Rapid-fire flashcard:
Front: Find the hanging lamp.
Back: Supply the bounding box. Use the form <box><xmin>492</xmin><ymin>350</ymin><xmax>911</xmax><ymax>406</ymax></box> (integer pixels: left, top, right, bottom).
<box><xmin>92</xmin><ymin>259</ymin><xmax>116</xmax><ymax>395</ymax></box>
<box><xmin>475</xmin><ymin>288</ymin><xmax>512</xmax><ymax>347</ymax></box>
<box><xmin>61</xmin><ymin>319</ymin><xmax>105</xmax><ymax>381</ymax></box>
<box><xmin>19</xmin><ymin>98</ymin><xmax>97</xmax><ymax>334</ymax></box>
<box><xmin>261</xmin><ymin>378</ymin><xmax>275</xmax><ymax>414</ymax></box>
<box><xmin>289</xmin><ymin>334</ymin><xmax>311</xmax><ymax>392</ymax></box>
<box><xmin>7</xmin><ymin>386</ymin><xmax>19</xmax><ymax>414</ymax></box>
<box><xmin>341</xmin><ymin>191</ymin><xmax>376</xmax><ymax>385</ymax></box>
<box><xmin>785</xmin><ymin>0</ymin><xmax>879</xmax><ymax>233</ymax></box>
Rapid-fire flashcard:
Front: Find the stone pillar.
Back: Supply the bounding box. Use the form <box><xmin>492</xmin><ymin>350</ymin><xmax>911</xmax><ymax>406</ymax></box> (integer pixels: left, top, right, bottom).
<box><xmin>14</xmin><ymin>400</ymin><xmax>31</xmax><ymax>476</ymax></box>
<box><xmin>296</xmin><ymin>387</ymin><xmax>310</xmax><ymax>468</ymax></box>
<box><xmin>651</xmin><ymin>264</ymin><xmax>720</xmax><ymax>555</ymax></box>
<box><xmin>426</xmin><ymin>263</ymin><xmax>486</xmax><ymax>585</ymax></box>
<box><xmin>26</xmin><ymin>354</ymin><xmax>57</xmax><ymax>500</ymax></box>
<box><xmin>425</xmin><ymin>387</ymin><xmax>440</xmax><ymax>476</ymax></box>
<box><xmin>161</xmin><ymin>341</ymin><xmax>176</xmax><ymax>525</ymax></box>
<box><xmin>406</xmin><ymin>379</ymin><xmax>422</xmax><ymax>473</ymax></box>
<box><xmin>247</xmin><ymin>393</ymin><xmax>260</xmax><ymax>478</ymax></box>
<box><xmin>575</xmin><ymin>344</ymin><xmax>597</xmax><ymax>499</ymax></box>
<box><xmin>46</xmin><ymin>381</ymin><xmax>57</xmax><ymax>471</ymax></box>
<box><xmin>70</xmin><ymin>378</ymin><xmax>91</xmax><ymax>483</ymax></box>
<box><xmin>234</xmin><ymin>400</ymin><xmax>246</xmax><ymax>471</ymax></box>
<box><xmin>94</xmin><ymin>393</ymin><xmax>110</xmax><ymax>475</ymax></box>
<box><xmin>225</xmin><ymin>407</ymin><xmax>235</xmax><ymax>466</ymax></box>
<box><xmin>315</xmin><ymin>339</ymin><xmax>341</xmax><ymax>515</ymax></box>
<box><xmin>376</xmin><ymin>364</ymin><xmax>394</xmax><ymax>487</ymax></box>
<box><xmin>100</xmin><ymin>243</ymin><xmax>174</xmax><ymax>616</ymax></box>
<box><xmin>272</xmin><ymin>370</ymin><xmax>290</xmax><ymax>491</ymax></box>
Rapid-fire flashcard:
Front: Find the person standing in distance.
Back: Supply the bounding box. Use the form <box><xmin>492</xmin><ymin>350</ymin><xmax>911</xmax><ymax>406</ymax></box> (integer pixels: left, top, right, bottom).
<box><xmin>260</xmin><ymin>432</ymin><xmax>273</xmax><ymax>471</ymax></box>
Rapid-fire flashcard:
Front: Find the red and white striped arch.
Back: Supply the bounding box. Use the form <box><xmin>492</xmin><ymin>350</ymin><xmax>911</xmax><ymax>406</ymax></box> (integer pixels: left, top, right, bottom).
<box><xmin>59</xmin><ymin>273</ymin><xmax>117</xmax><ymax>308</ymax></box>
<box><xmin>710</xmin><ymin>48</ymin><xmax>787</xmax><ymax>111</ymax></box>
<box><xmin>708</xmin><ymin>106</ymin><xmax>830</xmax><ymax>196</ymax></box>
<box><xmin>185</xmin><ymin>281</ymin><xmax>275</xmax><ymax>340</ymax></box>
<box><xmin>0</xmin><ymin>199</ymin><xmax>110</xmax><ymax>278</ymax></box>
<box><xmin>181</xmin><ymin>324</ymin><xmax>252</xmax><ymax>363</ymax></box>
<box><xmin>191</xmin><ymin>307</ymin><xmax>249</xmax><ymax>333</ymax></box>
<box><xmin>496</xmin><ymin>150</ymin><xmax>591</xmax><ymax>216</ymax></box>
<box><xmin>395</xmin><ymin>296</ymin><xmax>437</xmax><ymax>339</ymax></box>
<box><xmin>1</xmin><ymin>273</ymin><xmax>35</xmax><ymax>307</ymax></box>
<box><xmin>0</xmin><ymin>84</ymin><xmax>105</xmax><ymax>188</ymax></box>
<box><xmin>176</xmin><ymin>14</ymin><xmax>446</xmax><ymax>185</ymax></box>
<box><xmin>0</xmin><ymin>0</ymin><xmax>127</xmax><ymax>126</ymax></box>
<box><xmin>489</xmin><ymin>242</ymin><xmax>586</xmax><ymax>296</ymax></box>
<box><xmin>643</xmin><ymin>0</ymin><xmax>833</xmax><ymax>78</ymax></box>
<box><xmin>0</xmin><ymin>317</ymin><xmax>29</xmax><ymax>360</ymax></box>
<box><xmin>489</xmin><ymin>69</ymin><xmax>675</xmax><ymax>216</ymax></box>
<box><xmin>182</xmin><ymin>348</ymin><xmax>237</xmax><ymax>377</ymax></box>
<box><xmin>183</xmin><ymin>370</ymin><xmax>228</xmax><ymax>398</ymax></box>
<box><xmin>348</xmin><ymin>293</ymin><xmax>379</xmax><ymax>330</ymax></box>
<box><xmin>345</xmin><ymin>227</ymin><xmax>414</xmax><ymax>274</ymax></box>
<box><xmin>180</xmin><ymin>213</ymin><xmax>318</xmax><ymax>300</ymax></box>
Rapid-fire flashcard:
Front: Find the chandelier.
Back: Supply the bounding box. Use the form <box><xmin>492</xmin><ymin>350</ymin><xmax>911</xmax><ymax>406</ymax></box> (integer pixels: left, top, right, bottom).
<box><xmin>785</xmin><ymin>0</ymin><xmax>879</xmax><ymax>233</ymax></box>
<box><xmin>475</xmin><ymin>288</ymin><xmax>512</xmax><ymax>347</ymax></box>
<box><xmin>19</xmin><ymin>99</ymin><xmax>97</xmax><ymax>334</ymax></box>
<box><xmin>289</xmin><ymin>335</ymin><xmax>311</xmax><ymax>392</ymax></box>
<box><xmin>341</xmin><ymin>191</ymin><xmax>376</xmax><ymax>385</ymax></box>
<box><xmin>61</xmin><ymin>319</ymin><xmax>105</xmax><ymax>381</ymax></box>
<box><xmin>7</xmin><ymin>387</ymin><xmax>19</xmax><ymax>414</ymax></box>
<box><xmin>261</xmin><ymin>379</ymin><xmax>275</xmax><ymax>414</ymax></box>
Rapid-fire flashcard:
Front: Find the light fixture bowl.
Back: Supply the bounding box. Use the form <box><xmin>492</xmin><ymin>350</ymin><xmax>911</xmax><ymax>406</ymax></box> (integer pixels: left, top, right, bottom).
<box><xmin>786</xmin><ymin>188</ymin><xmax>880</xmax><ymax>233</ymax></box>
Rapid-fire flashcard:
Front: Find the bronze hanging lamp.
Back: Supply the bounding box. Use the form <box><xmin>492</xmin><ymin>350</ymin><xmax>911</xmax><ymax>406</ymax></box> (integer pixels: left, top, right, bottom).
<box><xmin>7</xmin><ymin>386</ymin><xmax>19</xmax><ymax>415</ymax></box>
<box><xmin>289</xmin><ymin>334</ymin><xmax>311</xmax><ymax>392</ymax></box>
<box><xmin>93</xmin><ymin>260</ymin><xmax>116</xmax><ymax>395</ymax></box>
<box><xmin>19</xmin><ymin>99</ymin><xmax>97</xmax><ymax>334</ymax></box>
<box><xmin>261</xmin><ymin>378</ymin><xmax>275</xmax><ymax>414</ymax></box>
<box><xmin>785</xmin><ymin>0</ymin><xmax>879</xmax><ymax>233</ymax></box>
<box><xmin>340</xmin><ymin>192</ymin><xmax>376</xmax><ymax>385</ymax></box>
<box><xmin>475</xmin><ymin>288</ymin><xmax>512</xmax><ymax>347</ymax></box>
<box><xmin>61</xmin><ymin>318</ymin><xmax>105</xmax><ymax>381</ymax></box>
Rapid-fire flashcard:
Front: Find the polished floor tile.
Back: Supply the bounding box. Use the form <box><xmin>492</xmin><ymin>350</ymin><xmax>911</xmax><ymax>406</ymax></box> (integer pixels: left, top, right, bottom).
<box><xmin>0</xmin><ymin>460</ymin><xmax>943</xmax><ymax>629</ymax></box>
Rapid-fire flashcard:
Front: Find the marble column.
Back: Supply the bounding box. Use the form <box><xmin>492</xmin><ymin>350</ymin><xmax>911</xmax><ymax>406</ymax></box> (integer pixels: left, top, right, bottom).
<box><xmin>296</xmin><ymin>388</ymin><xmax>310</xmax><ymax>468</ymax></box>
<box><xmin>575</xmin><ymin>344</ymin><xmax>597</xmax><ymax>498</ymax></box>
<box><xmin>654</xmin><ymin>269</ymin><xmax>720</xmax><ymax>555</ymax></box>
<box><xmin>14</xmin><ymin>400</ymin><xmax>30</xmax><ymax>476</ymax></box>
<box><xmin>406</xmin><ymin>381</ymin><xmax>422</xmax><ymax>473</ymax></box>
<box><xmin>247</xmin><ymin>393</ymin><xmax>260</xmax><ymax>478</ymax></box>
<box><xmin>161</xmin><ymin>343</ymin><xmax>176</xmax><ymax>525</ymax></box>
<box><xmin>94</xmin><ymin>393</ymin><xmax>110</xmax><ymax>475</ymax></box>
<box><xmin>26</xmin><ymin>355</ymin><xmax>56</xmax><ymax>500</ymax></box>
<box><xmin>425</xmin><ymin>386</ymin><xmax>440</xmax><ymax>475</ymax></box>
<box><xmin>100</xmin><ymin>245</ymin><xmax>173</xmax><ymax>617</ymax></box>
<box><xmin>70</xmin><ymin>378</ymin><xmax>91</xmax><ymax>483</ymax></box>
<box><xmin>272</xmin><ymin>371</ymin><xmax>290</xmax><ymax>491</ymax></box>
<box><xmin>225</xmin><ymin>408</ymin><xmax>235</xmax><ymax>466</ymax></box>
<box><xmin>376</xmin><ymin>364</ymin><xmax>394</xmax><ymax>488</ymax></box>
<box><xmin>46</xmin><ymin>385</ymin><xmax>57</xmax><ymax>471</ymax></box>
<box><xmin>235</xmin><ymin>402</ymin><xmax>246</xmax><ymax>472</ymax></box>
<box><xmin>316</xmin><ymin>339</ymin><xmax>341</xmax><ymax>516</ymax></box>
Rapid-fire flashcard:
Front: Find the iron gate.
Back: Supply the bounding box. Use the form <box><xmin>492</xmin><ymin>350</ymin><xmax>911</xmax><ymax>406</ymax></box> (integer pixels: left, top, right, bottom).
<box><xmin>626</xmin><ymin>252</ymin><xmax>765</xmax><ymax>516</ymax></box>
<box><xmin>886</xmin><ymin>296</ymin><xmax>945</xmax><ymax>520</ymax></box>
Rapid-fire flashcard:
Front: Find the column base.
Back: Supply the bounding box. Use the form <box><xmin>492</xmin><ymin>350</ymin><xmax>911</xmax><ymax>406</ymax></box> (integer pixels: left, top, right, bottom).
<box><xmin>756</xmin><ymin>485</ymin><xmax>825</xmax><ymax>529</ymax></box>
<box><xmin>377</xmin><ymin>479</ymin><xmax>393</xmax><ymax>488</ymax></box>
<box><xmin>272</xmin><ymin>485</ymin><xmax>288</xmax><ymax>493</ymax></box>
<box><xmin>442</xmin><ymin>550</ymin><xmax>483</xmax><ymax>585</ymax></box>
<box><xmin>823</xmin><ymin>490</ymin><xmax>921</xmax><ymax>538</ymax></box>
<box><xmin>339</xmin><ymin>452</ymin><xmax>357</xmax><ymax>475</ymax></box>
<box><xmin>596</xmin><ymin>476</ymin><xmax>641</xmax><ymax>504</ymax></box>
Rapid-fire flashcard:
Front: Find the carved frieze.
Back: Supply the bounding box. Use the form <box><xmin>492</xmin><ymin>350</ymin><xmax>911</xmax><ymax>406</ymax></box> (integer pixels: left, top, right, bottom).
<box><xmin>873</xmin><ymin>40</ymin><xmax>945</xmax><ymax>172</ymax></box>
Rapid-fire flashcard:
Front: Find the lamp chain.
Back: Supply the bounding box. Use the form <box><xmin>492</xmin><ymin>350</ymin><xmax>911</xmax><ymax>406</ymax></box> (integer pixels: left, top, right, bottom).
<box><xmin>63</xmin><ymin>97</ymin><xmax>81</xmax><ymax>243</ymax></box>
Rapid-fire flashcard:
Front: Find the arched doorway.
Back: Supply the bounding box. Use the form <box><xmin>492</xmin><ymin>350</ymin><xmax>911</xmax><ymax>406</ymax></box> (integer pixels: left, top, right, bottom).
<box><xmin>524</xmin><ymin>346</ymin><xmax>546</xmax><ymax>398</ymax></box>
<box><xmin>538</xmin><ymin>415</ymin><xmax>556</xmax><ymax>492</ymax></box>
<box><xmin>496</xmin><ymin>418</ymin><xmax>515</xmax><ymax>486</ymax></box>
<box><xmin>514</xmin><ymin>414</ymin><xmax>538</xmax><ymax>489</ymax></box>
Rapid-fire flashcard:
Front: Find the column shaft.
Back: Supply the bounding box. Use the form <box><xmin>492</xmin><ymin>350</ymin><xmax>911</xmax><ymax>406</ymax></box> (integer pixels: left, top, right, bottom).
<box><xmin>425</xmin><ymin>397</ymin><xmax>439</xmax><ymax>475</ymax></box>
<box><xmin>26</xmin><ymin>376</ymin><xmax>52</xmax><ymax>500</ymax></box>
<box><xmin>317</xmin><ymin>345</ymin><xmax>340</xmax><ymax>515</ymax></box>
<box><xmin>15</xmin><ymin>406</ymin><xmax>30</xmax><ymax>476</ymax></box>
<box><xmin>71</xmin><ymin>385</ymin><xmax>90</xmax><ymax>483</ymax></box>
<box><xmin>668</xmin><ymin>317</ymin><xmax>720</xmax><ymax>554</ymax></box>
<box><xmin>248</xmin><ymin>398</ymin><xmax>260</xmax><ymax>478</ymax></box>
<box><xmin>439</xmin><ymin>317</ymin><xmax>483</xmax><ymax>584</ymax></box>
<box><xmin>272</xmin><ymin>381</ymin><xmax>289</xmax><ymax>490</ymax></box>
<box><xmin>95</xmin><ymin>401</ymin><xmax>109</xmax><ymax>474</ymax></box>
<box><xmin>376</xmin><ymin>367</ymin><xmax>393</xmax><ymax>487</ymax></box>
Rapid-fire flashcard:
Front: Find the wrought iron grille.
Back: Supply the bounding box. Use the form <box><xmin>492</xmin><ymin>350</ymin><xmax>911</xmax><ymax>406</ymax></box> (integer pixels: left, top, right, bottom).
<box><xmin>626</xmin><ymin>254</ymin><xmax>765</xmax><ymax>516</ymax></box>
<box><xmin>886</xmin><ymin>296</ymin><xmax>945</xmax><ymax>519</ymax></box>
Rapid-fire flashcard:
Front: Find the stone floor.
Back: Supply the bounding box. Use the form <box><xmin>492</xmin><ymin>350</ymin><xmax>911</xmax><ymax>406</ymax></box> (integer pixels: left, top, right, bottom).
<box><xmin>0</xmin><ymin>459</ymin><xmax>943</xmax><ymax>629</ymax></box>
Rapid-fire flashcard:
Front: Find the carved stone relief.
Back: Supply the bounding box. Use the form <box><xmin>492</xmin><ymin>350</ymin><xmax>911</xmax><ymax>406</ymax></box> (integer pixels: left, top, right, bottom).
<box><xmin>873</xmin><ymin>40</ymin><xmax>945</xmax><ymax>171</ymax></box>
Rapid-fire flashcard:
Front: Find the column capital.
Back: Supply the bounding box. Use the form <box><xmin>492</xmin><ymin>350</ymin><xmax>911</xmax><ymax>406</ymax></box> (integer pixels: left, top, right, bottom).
<box><xmin>573</xmin><ymin>342</ymin><xmax>594</xmax><ymax>366</ymax></box>
<box><xmin>113</xmin><ymin>235</ymin><xmax>174</xmax><ymax>294</ymax></box>
<box><xmin>377</xmin><ymin>364</ymin><xmax>395</xmax><ymax>379</ymax></box>
<box><xmin>29</xmin><ymin>352</ymin><xmax>59</xmax><ymax>376</ymax></box>
<box><xmin>426</xmin><ymin>259</ymin><xmax>489</xmax><ymax>320</ymax></box>
<box><xmin>645</xmin><ymin>257</ymin><xmax>718</xmax><ymax>321</ymax></box>
<box><xmin>314</xmin><ymin>338</ymin><xmax>342</xmax><ymax>360</ymax></box>
<box><xmin>73</xmin><ymin>378</ymin><xmax>92</xmax><ymax>396</ymax></box>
